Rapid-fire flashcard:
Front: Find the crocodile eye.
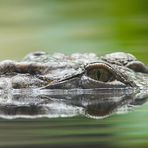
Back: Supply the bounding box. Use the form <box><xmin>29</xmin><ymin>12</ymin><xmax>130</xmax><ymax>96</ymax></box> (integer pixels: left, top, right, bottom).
<box><xmin>86</xmin><ymin>63</ymin><xmax>115</xmax><ymax>82</ymax></box>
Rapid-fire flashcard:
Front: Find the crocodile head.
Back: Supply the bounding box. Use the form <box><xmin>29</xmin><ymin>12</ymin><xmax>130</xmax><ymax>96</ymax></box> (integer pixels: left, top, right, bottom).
<box><xmin>0</xmin><ymin>51</ymin><xmax>147</xmax><ymax>90</ymax></box>
<box><xmin>0</xmin><ymin>51</ymin><xmax>147</xmax><ymax>119</ymax></box>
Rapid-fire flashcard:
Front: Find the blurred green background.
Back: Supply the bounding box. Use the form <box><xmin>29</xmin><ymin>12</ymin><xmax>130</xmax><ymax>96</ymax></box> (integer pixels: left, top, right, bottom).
<box><xmin>0</xmin><ymin>0</ymin><xmax>148</xmax><ymax>148</ymax></box>
<box><xmin>0</xmin><ymin>0</ymin><xmax>147</xmax><ymax>64</ymax></box>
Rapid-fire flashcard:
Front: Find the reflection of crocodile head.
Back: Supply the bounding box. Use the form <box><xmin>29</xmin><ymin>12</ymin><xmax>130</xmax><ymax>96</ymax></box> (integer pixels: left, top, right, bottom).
<box><xmin>0</xmin><ymin>89</ymin><xmax>147</xmax><ymax>119</ymax></box>
<box><xmin>0</xmin><ymin>52</ymin><xmax>147</xmax><ymax>119</ymax></box>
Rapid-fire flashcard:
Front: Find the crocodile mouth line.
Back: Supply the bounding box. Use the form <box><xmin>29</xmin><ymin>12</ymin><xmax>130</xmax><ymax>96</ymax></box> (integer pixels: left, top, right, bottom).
<box><xmin>1</xmin><ymin>87</ymin><xmax>136</xmax><ymax>96</ymax></box>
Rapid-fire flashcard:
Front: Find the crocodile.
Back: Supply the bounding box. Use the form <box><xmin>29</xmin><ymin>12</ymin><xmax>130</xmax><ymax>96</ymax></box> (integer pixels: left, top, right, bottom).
<box><xmin>0</xmin><ymin>51</ymin><xmax>147</xmax><ymax>119</ymax></box>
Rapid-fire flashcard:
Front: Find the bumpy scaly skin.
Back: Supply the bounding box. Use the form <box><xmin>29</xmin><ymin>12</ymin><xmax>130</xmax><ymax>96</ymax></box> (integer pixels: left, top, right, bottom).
<box><xmin>0</xmin><ymin>52</ymin><xmax>147</xmax><ymax>90</ymax></box>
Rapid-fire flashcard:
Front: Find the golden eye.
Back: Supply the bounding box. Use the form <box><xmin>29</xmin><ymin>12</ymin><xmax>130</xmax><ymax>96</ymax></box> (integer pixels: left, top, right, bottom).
<box><xmin>86</xmin><ymin>64</ymin><xmax>115</xmax><ymax>82</ymax></box>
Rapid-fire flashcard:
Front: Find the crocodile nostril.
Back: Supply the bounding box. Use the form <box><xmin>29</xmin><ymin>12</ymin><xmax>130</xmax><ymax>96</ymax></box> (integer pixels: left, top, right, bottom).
<box><xmin>33</xmin><ymin>51</ymin><xmax>47</xmax><ymax>56</ymax></box>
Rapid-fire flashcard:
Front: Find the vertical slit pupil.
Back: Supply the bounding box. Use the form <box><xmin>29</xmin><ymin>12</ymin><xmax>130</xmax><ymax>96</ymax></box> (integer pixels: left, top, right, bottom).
<box><xmin>96</xmin><ymin>70</ymin><xmax>101</xmax><ymax>80</ymax></box>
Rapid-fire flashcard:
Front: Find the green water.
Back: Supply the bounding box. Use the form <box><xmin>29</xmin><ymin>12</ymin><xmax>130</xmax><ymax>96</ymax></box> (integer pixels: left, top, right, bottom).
<box><xmin>0</xmin><ymin>0</ymin><xmax>148</xmax><ymax>147</ymax></box>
